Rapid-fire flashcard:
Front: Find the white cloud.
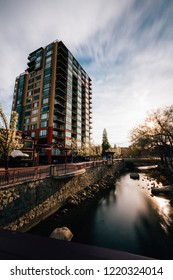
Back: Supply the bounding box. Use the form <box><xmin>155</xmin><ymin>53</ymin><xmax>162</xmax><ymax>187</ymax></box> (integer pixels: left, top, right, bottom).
<box><xmin>0</xmin><ymin>0</ymin><xmax>173</xmax><ymax>146</ymax></box>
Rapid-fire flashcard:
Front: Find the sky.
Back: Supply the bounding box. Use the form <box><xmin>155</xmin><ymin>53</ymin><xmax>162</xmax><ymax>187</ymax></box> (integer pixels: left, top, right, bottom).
<box><xmin>0</xmin><ymin>0</ymin><xmax>173</xmax><ymax>147</ymax></box>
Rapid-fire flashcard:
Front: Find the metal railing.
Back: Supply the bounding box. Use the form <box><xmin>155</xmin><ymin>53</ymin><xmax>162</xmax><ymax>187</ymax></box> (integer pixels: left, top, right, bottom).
<box><xmin>0</xmin><ymin>160</ymin><xmax>119</xmax><ymax>187</ymax></box>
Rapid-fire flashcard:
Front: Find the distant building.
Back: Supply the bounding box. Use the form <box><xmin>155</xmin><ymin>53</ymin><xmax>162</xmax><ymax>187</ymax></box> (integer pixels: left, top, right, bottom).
<box><xmin>11</xmin><ymin>40</ymin><xmax>92</xmax><ymax>164</ymax></box>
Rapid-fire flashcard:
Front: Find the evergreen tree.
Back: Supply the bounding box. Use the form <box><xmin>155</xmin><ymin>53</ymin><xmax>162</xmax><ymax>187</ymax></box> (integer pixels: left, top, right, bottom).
<box><xmin>101</xmin><ymin>128</ymin><xmax>111</xmax><ymax>157</ymax></box>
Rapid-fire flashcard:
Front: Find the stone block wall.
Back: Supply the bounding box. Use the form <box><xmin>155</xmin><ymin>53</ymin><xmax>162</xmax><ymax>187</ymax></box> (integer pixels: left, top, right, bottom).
<box><xmin>0</xmin><ymin>162</ymin><xmax>123</xmax><ymax>232</ymax></box>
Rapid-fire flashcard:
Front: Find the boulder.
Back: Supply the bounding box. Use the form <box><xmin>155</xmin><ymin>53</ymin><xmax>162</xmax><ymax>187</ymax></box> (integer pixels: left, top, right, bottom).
<box><xmin>50</xmin><ymin>227</ymin><xmax>73</xmax><ymax>241</ymax></box>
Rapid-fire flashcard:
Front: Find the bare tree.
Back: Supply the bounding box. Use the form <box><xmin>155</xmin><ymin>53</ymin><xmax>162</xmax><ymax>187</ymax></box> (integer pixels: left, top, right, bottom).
<box><xmin>130</xmin><ymin>105</ymin><xmax>173</xmax><ymax>173</ymax></box>
<box><xmin>0</xmin><ymin>104</ymin><xmax>22</xmax><ymax>170</ymax></box>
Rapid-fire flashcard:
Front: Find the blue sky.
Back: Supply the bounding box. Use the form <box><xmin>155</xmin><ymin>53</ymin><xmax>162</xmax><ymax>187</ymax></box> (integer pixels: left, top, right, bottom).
<box><xmin>0</xmin><ymin>0</ymin><xmax>173</xmax><ymax>146</ymax></box>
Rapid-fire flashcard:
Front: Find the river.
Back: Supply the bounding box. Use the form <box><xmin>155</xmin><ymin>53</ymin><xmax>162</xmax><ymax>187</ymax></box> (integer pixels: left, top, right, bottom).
<box><xmin>29</xmin><ymin>168</ymin><xmax>173</xmax><ymax>259</ymax></box>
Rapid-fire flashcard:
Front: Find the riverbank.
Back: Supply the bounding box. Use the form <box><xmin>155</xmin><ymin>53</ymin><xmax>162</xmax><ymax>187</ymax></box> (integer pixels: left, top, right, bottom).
<box><xmin>138</xmin><ymin>165</ymin><xmax>173</xmax><ymax>205</ymax></box>
<box><xmin>29</xmin><ymin>170</ymin><xmax>122</xmax><ymax>237</ymax></box>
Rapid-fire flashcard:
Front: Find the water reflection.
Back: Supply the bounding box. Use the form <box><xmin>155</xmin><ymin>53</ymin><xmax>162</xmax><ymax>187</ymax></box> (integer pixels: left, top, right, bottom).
<box><xmin>74</xmin><ymin>173</ymin><xmax>173</xmax><ymax>259</ymax></box>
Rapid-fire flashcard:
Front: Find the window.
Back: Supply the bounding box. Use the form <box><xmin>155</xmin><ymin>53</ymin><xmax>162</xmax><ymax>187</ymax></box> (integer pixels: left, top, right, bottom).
<box><xmin>77</xmin><ymin>121</ymin><xmax>81</xmax><ymax>127</ymax></box>
<box><xmin>31</xmin><ymin>116</ymin><xmax>38</xmax><ymax>122</ymax></box>
<box><xmin>32</xmin><ymin>109</ymin><xmax>38</xmax><ymax>115</ymax></box>
<box><xmin>34</xmin><ymin>88</ymin><xmax>40</xmax><ymax>94</ymax></box>
<box><xmin>31</xmin><ymin>124</ymin><xmax>37</xmax><ymax>129</ymax></box>
<box><xmin>39</xmin><ymin>129</ymin><xmax>47</xmax><ymax>136</ymax></box>
<box><xmin>31</xmin><ymin>132</ymin><xmax>36</xmax><ymax>138</ymax></box>
<box><xmin>40</xmin><ymin>121</ymin><xmax>48</xmax><ymax>127</ymax></box>
<box><xmin>26</xmin><ymin>97</ymin><xmax>32</xmax><ymax>103</ymax></box>
<box><xmin>42</xmin><ymin>90</ymin><xmax>50</xmax><ymax>97</ymax></box>
<box><xmin>35</xmin><ymin>62</ymin><xmax>41</xmax><ymax>68</ymax></box>
<box><xmin>66</xmin><ymin>108</ymin><xmax>71</xmax><ymax>116</ymax></box>
<box><xmin>66</xmin><ymin>116</ymin><xmax>71</xmax><ymax>123</ymax></box>
<box><xmin>29</xmin><ymin>78</ymin><xmax>34</xmax><ymax>84</ymax></box>
<box><xmin>42</xmin><ymin>106</ymin><xmax>49</xmax><ymax>112</ymax></box>
<box><xmin>36</xmin><ymin>75</ymin><xmax>41</xmax><ymax>80</ymax></box>
<box><xmin>43</xmin><ymin>83</ymin><xmax>50</xmax><ymax>90</ymax></box>
<box><xmin>35</xmin><ymin>81</ymin><xmax>40</xmax><ymax>87</ymax></box>
<box><xmin>66</xmin><ymin>131</ymin><xmax>71</xmax><ymax>137</ymax></box>
<box><xmin>34</xmin><ymin>95</ymin><xmax>39</xmax><ymax>100</ymax></box>
<box><xmin>66</xmin><ymin>124</ymin><xmax>71</xmax><ymax>130</ymax></box>
<box><xmin>33</xmin><ymin>102</ymin><xmax>39</xmax><ymax>108</ymax></box>
<box><xmin>24</xmin><ymin>125</ymin><xmax>29</xmax><ymax>130</ymax></box>
<box><xmin>25</xmin><ymin>104</ymin><xmax>31</xmax><ymax>110</ymax></box>
<box><xmin>24</xmin><ymin>118</ymin><xmax>30</xmax><ymax>124</ymax></box>
<box><xmin>67</xmin><ymin>101</ymin><xmax>72</xmax><ymax>109</ymax></box>
<box><xmin>45</xmin><ymin>62</ymin><xmax>51</xmax><ymax>69</ymax></box>
<box><xmin>41</xmin><ymin>113</ymin><xmax>49</xmax><ymax>119</ymax></box>
<box><xmin>46</xmin><ymin>50</ymin><xmax>53</xmax><ymax>56</ymax></box>
<box><xmin>27</xmin><ymin>91</ymin><xmax>32</xmax><ymax>96</ymax></box>
<box><xmin>45</xmin><ymin>56</ymin><xmax>52</xmax><ymax>63</ymax></box>
<box><xmin>42</xmin><ymin>98</ymin><xmax>49</xmax><ymax>104</ymax></box>
<box><xmin>28</xmin><ymin>85</ymin><xmax>33</xmax><ymax>90</ymax></box>
<box><xmin>25</xmin><ymin>111</ymin><xmax>31</xmax><ymax>116</ymax></box>
<box><xmin>36</xmin><ymin>69</ymin><xmax>41</xmax><ymax>75</ymax></box>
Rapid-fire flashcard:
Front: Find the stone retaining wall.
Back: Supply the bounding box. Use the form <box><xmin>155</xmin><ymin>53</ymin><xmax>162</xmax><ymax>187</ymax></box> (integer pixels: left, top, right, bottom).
<box><xmin>0</xmin><ymin>162</ymin><xmax>123</xmax><ymax>232</ymax></box>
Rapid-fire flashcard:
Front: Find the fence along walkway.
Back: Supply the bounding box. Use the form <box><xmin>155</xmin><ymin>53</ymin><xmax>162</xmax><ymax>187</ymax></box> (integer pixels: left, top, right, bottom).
<box><xmin>0</xmin><ymin>160</ymin><xmax>110</xmax><ymax>187</ymax></box>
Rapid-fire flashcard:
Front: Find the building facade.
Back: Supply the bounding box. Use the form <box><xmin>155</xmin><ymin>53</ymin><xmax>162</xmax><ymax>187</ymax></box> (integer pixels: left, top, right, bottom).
<box><xmin>11</xmin><ymin>40</ymin><xmax>92</xmax><ymax>164</ymax></box>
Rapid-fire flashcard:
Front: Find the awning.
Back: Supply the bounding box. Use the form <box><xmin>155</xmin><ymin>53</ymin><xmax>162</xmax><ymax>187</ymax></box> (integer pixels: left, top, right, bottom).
<box><xmin>11</xmin><ymin>150</ymin><xmax>29</xmax><ymax>158</ymax></box>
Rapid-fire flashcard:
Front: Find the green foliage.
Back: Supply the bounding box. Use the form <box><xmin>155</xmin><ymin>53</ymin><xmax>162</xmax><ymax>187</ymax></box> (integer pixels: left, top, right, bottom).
<box><xmin>101</xmin><ymin>128</ymin><xmax>111</xmax><ymax>156</ymax></box>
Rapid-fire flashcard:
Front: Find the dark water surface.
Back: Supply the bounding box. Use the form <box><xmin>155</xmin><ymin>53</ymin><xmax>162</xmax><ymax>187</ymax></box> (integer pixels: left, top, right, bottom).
<box><xmin>29</xmin><ymin>171</ymin><xmax>173</xmax><ymax>259</ymax></box>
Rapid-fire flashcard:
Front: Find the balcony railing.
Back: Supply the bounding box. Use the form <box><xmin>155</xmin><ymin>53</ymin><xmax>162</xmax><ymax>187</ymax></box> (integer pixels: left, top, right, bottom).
<box><xmin>0</xmin><ymin>160</ymin><xmax>117</xmax><ymax>187</ymax></box>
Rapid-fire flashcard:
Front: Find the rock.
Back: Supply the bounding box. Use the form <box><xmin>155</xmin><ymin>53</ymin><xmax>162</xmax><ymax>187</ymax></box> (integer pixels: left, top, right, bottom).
<box><xmin>50</xmin><ymin>227</ymin><xmax>73</xmax><ymax>241</ymax></box>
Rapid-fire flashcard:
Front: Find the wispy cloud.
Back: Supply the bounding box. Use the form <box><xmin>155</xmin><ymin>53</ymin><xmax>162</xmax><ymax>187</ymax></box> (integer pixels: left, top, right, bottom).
<box><xmin>0</xmin><ymin>0</ymin><xmax>173</xmax><ymax>146</ymax></box>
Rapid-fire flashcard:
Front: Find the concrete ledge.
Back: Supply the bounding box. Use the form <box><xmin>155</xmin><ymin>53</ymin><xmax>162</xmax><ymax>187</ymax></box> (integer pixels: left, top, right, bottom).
<box><xmin>54</xmin><ymin>168</ymin><xmax>86</xmax><ymax>179</ymax></box>
<box><xmin>0</xmin><ymin>230</ymin><xmax>152</xmax><ymax>260</ymax></box>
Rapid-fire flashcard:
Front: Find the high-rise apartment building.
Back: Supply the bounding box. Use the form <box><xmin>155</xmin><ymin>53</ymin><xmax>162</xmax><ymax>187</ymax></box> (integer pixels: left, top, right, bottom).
<box><xmin>11</xmin><ymin>40</ymin><xmax>92</xmax><ymax>164</ymax></box>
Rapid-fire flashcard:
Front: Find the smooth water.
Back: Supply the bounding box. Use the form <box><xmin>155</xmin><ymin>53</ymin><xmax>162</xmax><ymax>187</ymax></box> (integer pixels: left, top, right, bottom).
<box><xmin>72</xmin><ymin>172</ymin><xmax>173</xmax><ymax>259</ymax></box>
<box><xmin>29</xmin><ymin>171</ymin><xmax>173</xmax><ymax>259</ymax></box>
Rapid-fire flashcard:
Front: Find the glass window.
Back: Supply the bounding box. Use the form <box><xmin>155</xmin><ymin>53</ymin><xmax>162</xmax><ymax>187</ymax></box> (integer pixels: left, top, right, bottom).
<box><xmin>27</xmin><ymin>91</ymin><xmax>32</xmax><ymax>96</ymax></box>
<box><xmin>36</xmin><ymin>69</ymin><xmax>41</xmax><ymax>75</ymax></box>
<box><xmin>66</xmin><ymin>116</ymin><xmax>71</xmax><ymax>123</ymax></box>
<box><xmin>34</xmin><ymin>95</ymin><xmax>39</xmax><ymax>100</ymax></box>
<box><xmin>46</xmin><ymin>50</ymin><xmax>53</xmax><ymax>56</ymax></box>
<box><xmin>45</xmin><ymin>62</ymin><xmax>51</xmax><ymax>69</ymax></box>
<box><xmin>66</xmin><ymin>131</ymin><xmax>71</xmax><ymax>137</ymax></box>
<box><xmin>41</xmin><ymin>113</ymin><xmax>49</xmax><ymax>119</ymax></box>
<box><xmin>29</xmin><ymin>78</ymin><xmax>34</xmax><ymax>83</ymax></box>
<box><xmin>66</xmin><ymin>124</ymin><xmax>71</xmax><ymax>130</ymax></box>
<box><xmin>42</xmin><ymin>98</ymin><xmax>49</xmax><ymax>104</ymax></box>
<box><xmin>24</xmin><ymin>118</ymin><xmax>30</xmax><ymax>124</ymax></box>
<box><xmin>43</xmin><ymin>83</ymin><xmax>50</xmax><ymax>90</ymax></box>
<box><xmin>66</xmin><ymin>108</ymin><xmax>71</xmax><ymax>116</ymax></box>
<box><xmin>28</xmin><ymin>85</ymin><xmax>33</xmax><ymax>90</ymax></box>
<box><xmin>34</xmin><ymin>88</ymin><xmax>40</xmax><ymax>94</ymax></box>
<box><xmin>24</xmin><ymin>125</ymin><xmax>29</xmax><ymax>130</ymax></box>
<box><xmin>32</xmin><ymin>109</ymin><xmax>38</xmax><ymax>115</ymax></box>
<box><xmin>31</xmin><ymin>116</ymin><xmax>38</xmax><ymax>122</ymax></box>
<box><xmin>31</xmin><ymin>132</ymin><xmax>36</xmax><ymax>138</ymax></box>
<box><xmin>35</xmin><ymin>62</ymin><xmax>41</xmax><ymax>68</ymax></box>
<box><xmin>46</xmin><ymin>56</ymin><xmax>52</xmax><ymax>63</ymax></box>
<box><xmin>77</xmin><ymin>121</ymin><xmax>81</xmax><ymax>127</ymax></box>
<box><xmin>42</xmin><ymin>90</ymin><xmax>50</xmax><ymax>97</ymax></box>
<box><xmin>39</xmin><ymin>129</ymin><xmax>47</xmax><ymax>136</ymax></box>
<box><xmin>25</xmin><ymin>111</ymin><xmax>31</xmax><ymax>116</ymax></box>
<box><xmin>35</xmin><ymin>81</ymin><xmax>40</xmax><ymax>87</ymax></box>
<box><xmin>36</xmin><ymin>75</ymin><xmax>41</xmax><ymax>80</ymax></box>
<box><xmin>42</xmin><ymin>106</ymin><xmax>49</xmax><ymax>112</ymax></box>
<box><xmin>31</xmin><ymin>124</ymin><xmax>37</xmax><ymax>129</ymax></box>
<box><xmin>40</xmin><ymin>121</ymin><xmax>48</xmax><ymax>127</ymax></box>
<box><xmin>33</xmin><ymin>102</ymin><xmax>39</xmax><ymax>108</ymax></box>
